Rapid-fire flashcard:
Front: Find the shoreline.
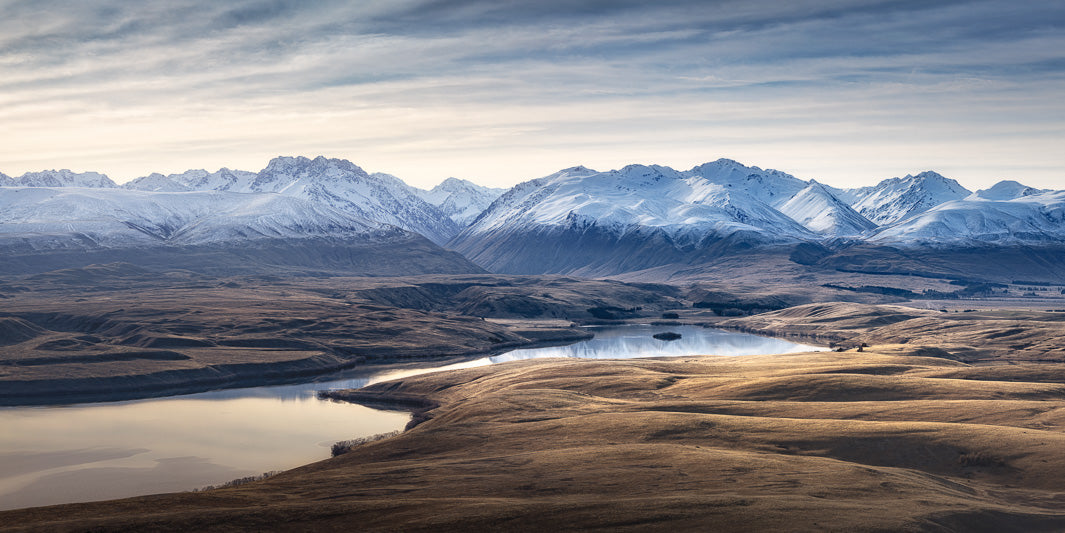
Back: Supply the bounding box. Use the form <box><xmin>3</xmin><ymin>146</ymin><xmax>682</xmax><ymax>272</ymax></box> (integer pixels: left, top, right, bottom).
<box><xmin>0</xmin><ymin>329</ymin><xmax>593</xmax><ymax>407</ymax></box>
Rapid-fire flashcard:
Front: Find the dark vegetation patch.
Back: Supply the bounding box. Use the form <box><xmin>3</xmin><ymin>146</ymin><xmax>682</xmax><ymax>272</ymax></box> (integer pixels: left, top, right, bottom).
<box><xmin>0</xmin><ymin>350</ymin><xmax>190</xmax><ymax>366</ymax></box>
<box><xmin>331</xmin><ymin>430</ymin><xmax>402</xmax><ymax>457</ymax></box>
<box><xmin>652</xmin><ymin>332</ymin><xmax>682</xmax><ymax>341</ymax></box>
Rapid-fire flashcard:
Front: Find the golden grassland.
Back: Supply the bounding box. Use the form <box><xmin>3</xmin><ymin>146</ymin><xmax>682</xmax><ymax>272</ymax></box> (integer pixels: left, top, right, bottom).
<box><xmin>3</xmin><ymin>302</ymin><xmax>1065</xmax><ymax>531</ymax></box>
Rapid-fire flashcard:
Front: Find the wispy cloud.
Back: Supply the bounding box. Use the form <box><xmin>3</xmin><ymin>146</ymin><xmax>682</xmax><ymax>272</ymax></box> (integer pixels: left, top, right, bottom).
<box><xmin>0</xmin><ymin>0</ymin><xmax>1062</xmax><ymax>188</ymax></box>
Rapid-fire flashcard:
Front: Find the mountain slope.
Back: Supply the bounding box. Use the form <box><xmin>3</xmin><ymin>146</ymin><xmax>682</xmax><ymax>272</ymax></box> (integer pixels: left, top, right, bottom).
<box><xmin>123</xmin><ymin>173</ymin><xmax>192</xmax><ymax>192</ymax></box>
<box><xmin>870</xmin><ymin>190</ymin><xmax>1065</xmax><ymax>246</ymax></box>
<box><xmin>415</xmin><ymin>177</ymin><xmax>506</xmax><ymax>227</ymax></box>
<box><xmin>449</xmin><ymin>162</ymin><xmax>815</xmax><ymax>275</ymax></box>
<box><xmin>688</xmin><ymin>158</ymin><xmax>808</xmax><ymax>207</ymax></box>
<box><xmin>970</xmin><ymin>180</ymin><xmax>1048</xmax><ymax>201</ymax></box>
<box><xmin>12</xmin><ymin>170</ymin><xmax>117</xmax><ymax>188</ymax></box>
<box><xmin>238</xmin><ymin>157</ymin><xmax>459</xmax><ymax>245</ymax></box>
<box><xmin>778</xmin><ymin>181</ymin><xmax>877</xmax><ymax>236</ymax></box>
<box><xmin>849</xmin><ymin>171</ymin><xmax>971</xmax><ymax>225</ymax></box>
<box><xmin>0</xmin><ymin>187</ymin><xmax>483</xmax><ymax>276</ymax></box>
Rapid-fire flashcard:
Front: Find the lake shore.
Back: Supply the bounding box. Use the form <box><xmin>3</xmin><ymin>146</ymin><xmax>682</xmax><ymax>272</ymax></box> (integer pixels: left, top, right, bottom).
<box><xmin>0</xmin><ymin>327</ymin><xmax>592</xmax><ymax>407</ymax></box>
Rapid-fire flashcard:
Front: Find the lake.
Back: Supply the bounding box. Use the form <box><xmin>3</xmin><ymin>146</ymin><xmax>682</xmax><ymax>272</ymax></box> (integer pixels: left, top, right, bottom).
<box><xmin>0</xmin><ymin>325</ymin><xmax>823</xmax><ymax>510</ymax></box>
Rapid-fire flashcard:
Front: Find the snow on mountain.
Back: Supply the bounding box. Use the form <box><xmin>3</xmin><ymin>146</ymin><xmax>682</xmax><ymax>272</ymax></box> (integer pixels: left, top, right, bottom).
<box><xmin>0</xmin><ymin>172</ymin><xmax>13</xmax><ymax>186</ymax></box>
<box><xmin>123</xmin><ymin>173</ymin><xmax>192</xmax><ymax>192</ymax></box>
<box><xmin>969</xmin><ymin>180</ymin><xmax>1048</xmax><ymax>201</ymax></box>
<box><xmin>415</xmin><ymin>177</ymin><xmax>506</xmax><ymax>227</ymax></box>
<box><xmin>870</xmin><ymin>189</ymin><xmax>1065</xmax><ymax>246</ymax></box>
<box><xmin>13</xmin><ymin>169</ymin><xmax>117</xmax><ymax>188</ymax></box>
<box><xmin>80</xmin><ymin>157</ymin><xmax>463</xmax><ymax>244</ymax></box>
<box><xmin>777</xmin><ymin>181</ymin><xmax>877</xmax><ymax>236</ymax></box>
<box><xmin>449</xmin><ymin>162</ymin><xmax>815</xmax><ymax>274</ymax></box>
<box><xmin>848</xmin><ymin>171</ymin><xmax>971</xmax><ymax>225</ymax></box>
<box><xmin>688</xmin><ymin>158</ymin><xmax>808</xmax><ymax>207</ymax></box>
<box><xmin>0</xmin><ymin>186</ymin><xmax>393</xmax><ymax>251</ymax></box>
<box><xmin>177</xmin><ymin>168</ymin><xmax>259</xmax><ymax>192</ymax></box>
<box><xmin>124</xmin><ymin>168</ymin><xmax>261</xmax><ymax>192</ymax></box>
<box><xmin>231</xmin><ymin>156</ymin><xmax>459</xmax><ymax>244</ymax></box>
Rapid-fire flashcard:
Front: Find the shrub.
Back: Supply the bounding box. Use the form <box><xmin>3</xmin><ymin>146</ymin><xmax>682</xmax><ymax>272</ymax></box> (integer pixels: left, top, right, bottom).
<box><xmin>331</xmin><ymin>430</ymin><xmax>402</xmax><ymax>457</ymax></box>
<box><xmin>192</xmin><ymin>471</ymin><xmax>281</xmax><ymax>492</ymax></box>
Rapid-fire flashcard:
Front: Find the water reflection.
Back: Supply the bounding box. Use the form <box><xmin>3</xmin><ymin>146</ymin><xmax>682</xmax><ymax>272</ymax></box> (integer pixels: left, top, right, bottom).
<box><xmin>0</xmin><ymin>396</ymin><xmax>409</xmax><ymax>510</ymax></box>
<box><xmin>0</xmin><ymin>325</ymin><xmax>821</xmax><ymax>510</ymax></box>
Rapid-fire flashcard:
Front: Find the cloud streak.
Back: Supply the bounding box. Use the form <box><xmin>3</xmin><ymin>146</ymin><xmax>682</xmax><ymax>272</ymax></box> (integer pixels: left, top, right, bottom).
<box><xmin>0</xmin><ymin>0</ymin><xmax>1062</xmax><ymax>188</ymax></box>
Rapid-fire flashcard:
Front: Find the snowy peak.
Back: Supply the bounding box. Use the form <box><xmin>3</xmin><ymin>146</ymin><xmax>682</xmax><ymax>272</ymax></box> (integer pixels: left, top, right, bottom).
<box><xmin>850</xmin><ymin>171</ymin><xmax>971</xmax><ymax>225</ymax></box>
<box><xmin>0</xmin><ymin>186</ymin><xmax>390</xmax><ymax>250</ymax></box>
<box><xmin>971</xmin><ymin>180</ymin><xmax>1047</xmax><ymax>201</ymax></box>
<box><xmin>0</xmin><ymin>172</ymin><xmax>13</xmax><ymax>186</ymax></box>
<box><xmin>13</xmin><ymin>169</ymin><xmax>117</xmax><ymax>188</ymax></box>
<box><xmin>870</xmin><ymin>189</ymin><xmax>1065</xmax><ymax>246</ymax></box>
<box><xmin>250</xmin><ymin>155</ymin><xmax>367</xmax><ymax>193</ymax></box>
<box><xmin>178</xmin><ymin>168</ymin><xmax>257</xmax><ymax>192</ymax></box>
<box><xmin>416</xmin><ymin>177</ymin><xmax>506</xmax><ymax>227</ymax></box>
<box><xmin>688</xmin><ymin>158</ymin><xmax>808</xmax><ymax>207</ymax></box>
<box><xmin>778</xmin><ymin>180</ymin><xmax>877</xmax><ymax>236</ymax></box>
<box><xmin>462</xmin><ymin>161</ymin><xmax>813</xmax><ymax>242</ymax></box>
<box><xmin>124</xmin><ymin>173</ymin><xmax>192</xmax><ymax>192</ymax></box>
<box><xmin>245</xmin><ymin>156</ymin><xmax>459</xmax><ymax>244</ymax></box>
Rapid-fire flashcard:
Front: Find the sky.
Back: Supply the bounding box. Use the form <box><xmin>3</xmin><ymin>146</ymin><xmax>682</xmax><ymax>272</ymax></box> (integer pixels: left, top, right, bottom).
<box><xmin>0</xmin><ymin>0</ymin><xmax>1063</xmax><ymax>190</ymax></box>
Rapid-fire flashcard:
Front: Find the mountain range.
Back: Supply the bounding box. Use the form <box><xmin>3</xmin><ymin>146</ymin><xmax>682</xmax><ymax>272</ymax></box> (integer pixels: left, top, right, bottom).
<box><xmin>2</xmin><ymin>156</ymin><xmax>1064</xmax><ymax>281</ymax></box>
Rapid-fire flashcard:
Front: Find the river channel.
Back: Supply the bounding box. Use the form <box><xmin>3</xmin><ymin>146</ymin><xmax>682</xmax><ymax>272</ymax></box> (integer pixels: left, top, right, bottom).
<box><xmin>0</xmin><ymin>324</ymin><xmax>823</xmax><ymax>510</ymax></box>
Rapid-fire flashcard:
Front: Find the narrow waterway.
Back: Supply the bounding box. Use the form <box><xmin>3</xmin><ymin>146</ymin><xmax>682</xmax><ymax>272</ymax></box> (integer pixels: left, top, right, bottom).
<box><xmin>0</xmin><ymin>325</ymin><xmax>823</xmax><ymax>510</ymax></box>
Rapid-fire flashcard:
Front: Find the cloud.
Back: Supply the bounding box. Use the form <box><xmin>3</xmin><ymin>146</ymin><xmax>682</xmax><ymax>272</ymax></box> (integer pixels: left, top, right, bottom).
<box><xmin>0</xmin><ymin>0</ymin><xmax>1063</xmax><ymax>188</ymax></box>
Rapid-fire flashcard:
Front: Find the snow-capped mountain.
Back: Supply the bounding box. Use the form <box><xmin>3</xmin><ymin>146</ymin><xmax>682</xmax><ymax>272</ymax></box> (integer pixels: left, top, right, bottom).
<box><xmin>0</xmin><ymin>185</ymin><xmax>482</xmax><ymax>276</ymax></box>
<box><xmin>415</xmin><ymin>177</ymin><xmax>506</xmax><ymax>227</ymax></box>
<box><xmin>178</xmin><ymin>168</ymin><xmax>259</xmax><ymax>192</ymax></box>
<box><xmin>233</xmin><ymin>157</ymin><xmax>460</xmax><ymax>245</ymax></box>
<box><xmin>123</xmin><ymin>158</ymin><xmax>460</xmax><ymax>244</ymax></box>
<box><xmin>969</xmin><ymin>180</ymin><xmax>1047</xmax><ymax>201</ymax></box>
<box><xmin>123</xmin><ymin>173</ymin><xmax>192</xmax><ymax>192</ymax></box>
<box><xmin>449</xmin><ymin>162</ymin><xmax>816</xmax><ymax>275</ymax></box>
<box><xmin>11</xmin><ymin>169</ymin><xmax>117</xmax><ymax>188</ymax></box>
<box><xmin>778</xmin><ymin>181</ymin><xmax>877</xmax><ymax>236</ymax></box>
<box><xmin>0</xmin><ymin>187</ymin><xmax>385</xmax><ymax>249</ymax></box>
<box><xmin>124</xmin><ymin>168</ymin><xmax>267</xmax><ymax>193</ymax></box>
<box><xmin>5</xmin><ymin>156</ymin><xmax>1064</xmax><ymax>280</ymax></box>
<box><xmin>870</xmin><ymin>188</ymin><xmax>1065</xmax><ymax>246</ymax></box>
<box><xmin>847</xmin><ymin>171</ymin><xmax>971</xmax><ymax>225</ymax></box>
<box><xmin>688</xmin><ymin>159</ymin><xmax>808</xmax><ymax>207</ymax></box>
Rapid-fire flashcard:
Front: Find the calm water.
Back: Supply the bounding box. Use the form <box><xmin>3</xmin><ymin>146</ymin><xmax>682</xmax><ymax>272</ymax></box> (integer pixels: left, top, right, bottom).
<box><xmin>0</xmin><ymin>325</ymin><xmax>822</xmax><ymax>510</ymax></box>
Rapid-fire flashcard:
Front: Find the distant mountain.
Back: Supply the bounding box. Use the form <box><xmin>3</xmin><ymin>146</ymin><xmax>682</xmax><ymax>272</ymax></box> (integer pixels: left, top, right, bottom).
<box><xmin>415</xmin><ymin>177</ymin><xmax>506</xmax><ymax>227</ymax></box>
<box><xmin>239</xmin><ymin>156</ymin><xmax>459</xmax><ymax>245</ymax></box>
<box><xmin>847</xmin><ymin>171</ymin><xmax>971</xmax><ymax>225</ymax></box>
<box><xmin>12</xmin><ymin>169</ymin><xmax>117</xmax><ymax>188</ymax></box>
<box><xmin>123</xmin><ymin>173</ymin><xmax>192</xmax><ymax>192</ymax></box>
<box><xmin>870</xmin><ymin>189</ymin><xmax>1065</xmax><ymax>246</ymax></box>
<box><xmin>0</xmin><ymin>186</ymin><xmax>482</xmax><ymax>276</ymax></box>
<box><xmin>177</xmin><ymin>168</ymin><xmax>259</xmax><ymax>192</ymax></box>
<box><xmin>688</xmin><ymin>159</ymin><xmax>808</xmax><ymax>207</ymax></box>
<box><xmin>778</xmin><ymin>181</ymin><xmax>877</xmax><ymax>236</ymax></box>
<box><xmin>448</xmin><ymin>161</ymin><xmax>815</xmax><ymax>275</ymax></box>
<box><xmin>124</xmin><ymin>157</ymin><xmax>460</xmax><ymax>244</ymax></box>
<box><xmin>969</xmin><ymin>180</ymin><xmax>1047</xmax><ymax>201</ymax></box>
<box><xmin>5</xmin><ymin>157</ymin><xmax>1065</xmax><ymax>282</ymax></box>
<box><xmin>125</xmin><ymin>168</ymin><xmax>260</xmax><ymax>192</ymax></box>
